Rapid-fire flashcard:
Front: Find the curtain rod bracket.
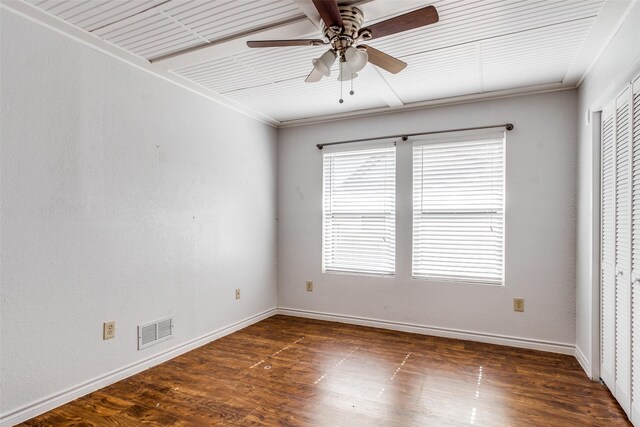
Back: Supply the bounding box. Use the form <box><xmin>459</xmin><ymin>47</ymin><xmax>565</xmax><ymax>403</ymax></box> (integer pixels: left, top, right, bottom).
<box><xmin>401</xmin><ymin>135</ymin><xmax>408</xmax><ymax>141</ymax></box>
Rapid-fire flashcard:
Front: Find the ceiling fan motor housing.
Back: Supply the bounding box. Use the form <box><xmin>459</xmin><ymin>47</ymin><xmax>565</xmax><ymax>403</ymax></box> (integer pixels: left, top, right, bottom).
<box><xmin>324</xmin><ymin>6</ymin><xmax>364</xmax><ymax>55</ymax></box>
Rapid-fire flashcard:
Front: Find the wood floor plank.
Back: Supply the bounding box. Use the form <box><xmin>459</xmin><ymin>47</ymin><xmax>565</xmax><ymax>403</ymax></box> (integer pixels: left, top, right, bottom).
<box><xmin>20</xmin><ymin>315</ymin><xmax>630</xmax><ymax>426</ymax></box>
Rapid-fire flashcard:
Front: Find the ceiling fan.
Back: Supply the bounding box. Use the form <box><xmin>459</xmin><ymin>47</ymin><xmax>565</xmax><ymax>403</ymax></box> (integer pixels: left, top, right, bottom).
<box><xmin>246</xmin><ymin>1</ymin><xmax>439</xmax><ymax>84</ymax></box>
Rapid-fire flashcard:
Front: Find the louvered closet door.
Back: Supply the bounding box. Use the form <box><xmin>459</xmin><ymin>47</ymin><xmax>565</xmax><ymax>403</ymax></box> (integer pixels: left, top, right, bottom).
<box><xmin>631</xmin><ymin>77</ymin><xmax>640</xmax><ymax>423</ymax></box>
<box><xmin>615</xmin><ymin>87</ymin><xmax>632</xmax><ymax>415</ymax></box>
<box><xmin>602</xmin><ymin>101</ymin><xmax>616</xmax><ymax>390</ymax></box>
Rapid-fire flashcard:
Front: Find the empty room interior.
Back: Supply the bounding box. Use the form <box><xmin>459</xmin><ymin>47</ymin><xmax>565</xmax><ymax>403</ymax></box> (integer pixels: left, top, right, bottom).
<box><xmin>3</xmin><ymin>0</ymin><xmax>640</xmax><ymax>425</ymax></box>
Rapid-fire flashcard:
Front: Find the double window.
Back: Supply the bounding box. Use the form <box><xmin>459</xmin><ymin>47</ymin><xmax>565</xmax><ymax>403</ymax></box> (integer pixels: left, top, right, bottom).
<box><xmin>322</xmin><ymin>132</ymin><xmax>505</xmax><ymax>284</ymax></box>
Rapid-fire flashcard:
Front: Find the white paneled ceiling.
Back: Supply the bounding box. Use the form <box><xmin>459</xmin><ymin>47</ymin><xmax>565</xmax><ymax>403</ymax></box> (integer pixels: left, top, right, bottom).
<box><xmin>27</xmin><ymin>0</ymin><xmax>304</xmax><ymax>60</ymax></box>
<box><xmin>13</xmin><ymin>0</ymin><xmax>632</xmax><ymax>125</ymax></box>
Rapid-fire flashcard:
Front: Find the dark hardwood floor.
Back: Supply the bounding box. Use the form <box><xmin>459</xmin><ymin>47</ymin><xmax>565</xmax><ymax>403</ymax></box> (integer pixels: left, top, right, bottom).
<box><xmin>22</xmin><ymin>315</ymin><xmax>629</xmax><ymax>426</ymax></box>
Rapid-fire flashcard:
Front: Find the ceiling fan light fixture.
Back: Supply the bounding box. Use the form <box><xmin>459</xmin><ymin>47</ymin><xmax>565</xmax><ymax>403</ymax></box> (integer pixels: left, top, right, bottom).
<box><xmin>344</xmin><ymin>46</ymin><xmax>368</xmax><ymax>73</ymax></box>
<box><xmin>312</xmin><ymin>49</ymin><xmax>337</xmax><ymax>77</ymax></box>
<box><xmin>337</xmin><ymin>61</ymin><xmax>358</xmax><ymax>81</ymax></box>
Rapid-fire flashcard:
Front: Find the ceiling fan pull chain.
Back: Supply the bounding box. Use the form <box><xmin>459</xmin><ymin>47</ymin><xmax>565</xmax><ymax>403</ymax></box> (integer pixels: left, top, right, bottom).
<box><xmin>339</xmin><ymin>77</ymin><xmax>344</xmax><ymax>103</ymax></box>
<box><xmin>350</xmin><ymin>74</ymin><xmax>354</xmax><ymax>96</ymax></box>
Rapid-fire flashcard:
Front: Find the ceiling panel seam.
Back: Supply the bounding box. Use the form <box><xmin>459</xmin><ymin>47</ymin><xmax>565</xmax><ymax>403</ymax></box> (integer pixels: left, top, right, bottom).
<box><xmin>90</xmin><ymin>0</ymin><xmax>171</xmax><ymax>34</ymax></box>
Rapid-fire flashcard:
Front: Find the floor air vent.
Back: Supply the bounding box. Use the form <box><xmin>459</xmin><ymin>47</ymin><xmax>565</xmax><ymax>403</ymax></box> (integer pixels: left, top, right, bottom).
<box><xmin>138</xmin><ymin>316</ymin><xmax>174</xmax><ymax>350</ymax></box>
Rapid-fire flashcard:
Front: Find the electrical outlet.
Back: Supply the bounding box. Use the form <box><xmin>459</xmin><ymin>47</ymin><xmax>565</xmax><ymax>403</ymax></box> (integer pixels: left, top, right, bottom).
<box><xmin>103</xmin><ymin>321</ymin><xmax>115</xmax><ymax>340</ymax></box>
<box><xmin>306</xmin><ymin>281</ymin><xmax>313</xmax><ymax>292</ymax></box>
<box><xmin>235</xmin><ymin>288</ymin><xmax>241</xmax><ymax>300</ymax></box>
<box><xmin>513</xmin><ymin>298</ymin><xmax>525</xmax><ymax>312</ymax></box>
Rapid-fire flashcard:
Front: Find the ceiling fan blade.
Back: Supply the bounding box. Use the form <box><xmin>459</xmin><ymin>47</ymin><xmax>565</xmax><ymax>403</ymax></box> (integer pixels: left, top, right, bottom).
<box><xmin>247</xmin><ymin>39</ymin><xmax>325</xmax><ymax>48</ymax></box>
<box><xmin>305</xmin><ymin>67</ymin><xmax>324</xmax><ymax>83</ymax></box>
<box><xmin>312</xmin><ymin>0</ymin><xmax>343</xmax><ymax>29</ymax></box>
<box><xmin>360</xmin><ymin>45</ymin><xmax>407</xmax><ymax>74</ymax></box>
<box><xmin>364</xmin><ymin>5</ymin><xmax>438</xmax><ymax>40</ymax></box>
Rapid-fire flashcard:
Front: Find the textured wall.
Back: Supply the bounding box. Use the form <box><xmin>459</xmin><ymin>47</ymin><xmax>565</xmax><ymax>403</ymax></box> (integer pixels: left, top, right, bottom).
<box><xmin>0</xmin><ymin>10</ymin><xmax>277</xmax><ymax>416</ymax></box>
<box><xmin>278</xmin><ymin>90</ymin><xmax>577</xmax><ymax>347</ymax></box>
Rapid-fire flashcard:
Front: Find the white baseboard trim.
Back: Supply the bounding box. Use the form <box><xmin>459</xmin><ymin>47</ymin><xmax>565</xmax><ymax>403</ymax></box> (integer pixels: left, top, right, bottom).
<box><xmin>277</xmin><ymin>307</ymin><xmax>576</xmax><ymax>355</ymax></box>
<box><xmin>574</xmin><ymin>345</ymin><xmax>592</xmax><ymax>379</ymax></box>
<box><xmin>2</xmin><ymin>307</ymin><xmax>581</xmax><ymax>426</ymax></box>
<box><xmin>0</xmin><ymin>308</ymin><xmax>277</xmax><ymax>427</ymax></box>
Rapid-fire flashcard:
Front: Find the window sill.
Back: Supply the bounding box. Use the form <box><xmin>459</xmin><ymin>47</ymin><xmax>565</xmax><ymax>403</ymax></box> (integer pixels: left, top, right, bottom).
<box><xmin>411</xmin><ymin>276</ymin><xmax>504</xmax><ymax>287</ymax></box>
<box><xmin>323</xmin><ymin>269</ymin><xmax>395</xmax><ymax>279</ymax></box>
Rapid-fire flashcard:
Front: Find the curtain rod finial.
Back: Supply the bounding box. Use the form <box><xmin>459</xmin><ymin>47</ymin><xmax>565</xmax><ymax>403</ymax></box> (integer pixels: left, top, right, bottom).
<box><xmin>401</xmin><ymin>135</ymin><xmax>408</xmax><ymax>141</ymax></box>
<box><xmin>506</xmin><ymin>123</ymin><xmax>514</xmax><ymax>131</ymax></box>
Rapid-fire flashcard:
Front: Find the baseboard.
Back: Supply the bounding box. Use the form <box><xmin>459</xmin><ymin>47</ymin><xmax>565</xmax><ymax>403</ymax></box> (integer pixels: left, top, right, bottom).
<box><xmin>277</xmin><ymin>307</ymin><xmax>576</xmax><ymax>355</ymax></box>
<box><xmin>0</xmin><ymin>307</ymin><xmax>277</xmax><ymax>427</ymax></box>
<box><xmin>1</xmin><ymin>306</ymin><xmax>579</xmax><ymax>426</ymax></box>
<box><xmin>574</xmin><ymin>345</ymin><xmax>592</xmax><ymax>379</ymax></box>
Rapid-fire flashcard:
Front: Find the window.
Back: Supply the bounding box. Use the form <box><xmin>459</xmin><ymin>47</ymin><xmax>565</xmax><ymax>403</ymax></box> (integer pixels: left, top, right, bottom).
<box><xmin>322</xmin><ymin>145</ymin><xmax>396</xmax><ymax>276</ymax></box>
<box><xmin>412</xmin><ymin>132</ymin><xmax>505</xmax><ymax>284</ymax></box>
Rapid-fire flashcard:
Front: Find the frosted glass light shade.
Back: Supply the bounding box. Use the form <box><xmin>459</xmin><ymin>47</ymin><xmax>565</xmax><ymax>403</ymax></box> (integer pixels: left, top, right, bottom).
<box><xmin>345</xmin><ymin>46</ymin><xmax>368</xmax><ymax>73</ymax></box>
<box><xmin>312</xmin><ymin>50</ymin><xmax>336</xmax><ymax>77</ymax></box>
<box><xmin>344</xmin><ymin>46</ymin><xmax>369</xmax><ymax>73</ymax></box>
<box><xmin>337</xmin><ymin>61</ymin><xmax>358</xmax><ymax>81</ymax></box>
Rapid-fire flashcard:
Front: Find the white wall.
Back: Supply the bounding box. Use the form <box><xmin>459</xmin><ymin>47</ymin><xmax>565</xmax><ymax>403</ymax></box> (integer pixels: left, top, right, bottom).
<box><xmin>576</xmin><ymin>2</ymin><xmax>640</xmax><ymax>379</ymax></box>
<box><xmin>0</xmin><ymin>10</ymin><xmax>277</xmax><ymax>422</ymax></box>
<box><xmin>278</xmin><ymin>90</ymin><xmax>577</xmax><ymax>349</ymax></box>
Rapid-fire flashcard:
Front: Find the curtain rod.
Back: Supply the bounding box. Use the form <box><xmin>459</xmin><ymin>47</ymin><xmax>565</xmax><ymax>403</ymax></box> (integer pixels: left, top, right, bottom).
<box><xmin>316</xmin><ymin>123</ymin><xmax>514</xmax><ymax>150</ymax></box>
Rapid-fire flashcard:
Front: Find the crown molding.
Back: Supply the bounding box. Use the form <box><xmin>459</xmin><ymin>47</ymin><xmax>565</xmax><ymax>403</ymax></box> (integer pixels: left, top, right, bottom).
<box><xmin>278</xmin><ymin>82</ymin><xmax>575</xmax><ymax>128</ymax></box>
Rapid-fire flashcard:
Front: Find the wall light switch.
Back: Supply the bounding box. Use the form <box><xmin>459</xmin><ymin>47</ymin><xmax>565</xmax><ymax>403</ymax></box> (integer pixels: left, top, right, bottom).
<box><xmin>235</xmin><ymin>288</ymin><xmax>241</xmax><ymax>300</ymax></box>
<box><xmin>306</xmin><ymin>281</ymin><xmax>313</xmax><ymax>292</ymax></box>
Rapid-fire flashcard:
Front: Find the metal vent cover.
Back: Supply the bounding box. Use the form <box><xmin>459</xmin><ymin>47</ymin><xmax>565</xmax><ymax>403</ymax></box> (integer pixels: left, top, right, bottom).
<box><xmin>138</xmin><ymin>316</ymin><xmax>174</xmax><ymax>350</ymax></box>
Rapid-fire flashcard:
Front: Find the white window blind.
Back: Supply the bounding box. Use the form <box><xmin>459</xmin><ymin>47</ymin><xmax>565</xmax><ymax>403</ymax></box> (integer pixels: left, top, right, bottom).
<box><xmin>323</xmin><ymin>146</ymin><xmax>396</xmax><ymax>276</ymax></box>
<box><xmin>412</xmin><ymin>133</ymin><xmax>505</xmax><ymax>284</ymax></box>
